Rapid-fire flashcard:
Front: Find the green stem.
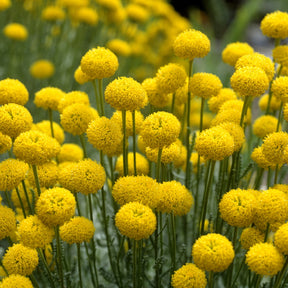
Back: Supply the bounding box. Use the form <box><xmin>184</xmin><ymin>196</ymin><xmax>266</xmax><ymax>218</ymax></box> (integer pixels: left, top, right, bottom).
<box><xmin>98</xmin><ymin>79</ymin><xmax>105</xmax><ymax>117</ymax></box>
<box><xmin>156</xmin><ymin>148</ymin><xmax>163</xmax><ymax>183</ymax></box>
<box><xmin>254</xmin><ymin>167</ymin><xmax>264</xmax><ymax>190</ymax></box>
<box><xmin>0</xmin><ymin>258</ymin><xmax>9</xmax><ymax>276</ymax></box>
<box><xmin>132</xmin><ymin>110</ymin><xmax>137</xmax><ymax>176</ymax></box>
<box><xmin>92</xmin><ymin>79</ymin><xmax>100</xmax><ymax>113</ymax></box>
<box><xmin>37</xmin><ymin>248</ymin><xmax>56</xmax><ymax>288</ymax></box>
<box><xmin>265</xmin><ymin>83</ymin><xmax>273</xmax><ymax>115</ymax></box>
<box><xmin>276</xmin><ymin>102</ymin><xmax>283</xmax><ymax>132</ymax></box>
<box><xmin>208</xmin><ymin>271</ymin><xmax>214</xmax><ymax>288</ymax></box>
<box><xmin>75</xmin><ymin>193</ymin><xmax>82</xmax><ymax>216</ymax></box>
<box><xmin>254</xmin><ymin>275</ymin><xmax>262</xmax><ymax>288</ymax></box>
<box><xmin>15</xmin><ymin>187</ymin><xmax>26</xmax><ymax>218</ymax></box>
<box><xmin>32</xmin><ymin>165</ymin><xmax>41</xmax><ymax>196</ymax></box>
<box><xmin>274</xmin><ymin>164</ymin><xmax>279</xmax><ymax>185</ymax></box>
<box><xmin>200</xmin><ymin>97</ymin><xmax>205</xmax><ymax>133</ymax></box>
<box><xmin>264</xmin><ymin>223</ymin><xmax>270</xmax><ymax>242</ymax></box>
<box><xmin>122</xmin><ymin>110</ymin><xmax>128</xmax><ymax>176</ymax></box>
<box><xmin>77</xmin><ymin>244</ymin><xmax>83</xmax><ymax>288</ymax></box>
<box><xmin>227</xmin><ymin>227</ymin><xmax>238</xmax><ymax>287</ymax></box>
<box><xmin>22</xmin><ymin>180</ymin><xmax>33</xmax><ymax>214</ymax></box>
<box><xmin>273</xmin><ymin>256</ymin><xmax>288</xmax><ymax>288</ymax></box>
<box><xmin>55</xmin><ymin>226</ymin><xmax>64</xmax><ymax>288</ymax></box>
<box><xmin>240</xmin><ymin>96</ymin><xmax>251</xmax><ymax>127</ymax></box>
<box><xmin>170</xmin><ymin>212</ymin><xmax>176</xmax><ymax>275</ymax></box>
<box><xmin>79</xmin><ymin>134</ymin><xmax>88</xmax><ymax>159</ymax></box>
<box><xmin>48</xmin><ymin>108</ymin><xmax>55</xmax><ymax>138</ymax></box>
<box><xmin>133</xmin><ymin>239</ymin><xmax>138</xmax><ymax>288</ymax></box>
<box><xmin>171</xmin><ymin>92</ymin><xmax>176</xmax><ymax>114</ymax></box>
<box><xmin>4</xmin><ymin>191</ymin><xmax>13</xmax><ymax>209</ymax></box>
<box><xmin>231</xmin><ymin>255</ymin><xmax>245</xmax><ymax>288</ymax></box>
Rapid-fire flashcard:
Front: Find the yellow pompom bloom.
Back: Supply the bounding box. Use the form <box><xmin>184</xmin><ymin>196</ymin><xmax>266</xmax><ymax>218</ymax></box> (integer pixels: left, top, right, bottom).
<box><xmin>80</xmin><ymin>47</ymin><xmax>119</xmax><ymax>80</ymax></box>
<box><xmin>60</xmin><ymin>216</ymin><xmax>95</xmax><ymax>244</ymax></box>
<box><xmin>240</xmin><ymin>227</ymin><xmax>265</xmax><ymax>250</ymax></box>
<box><xmin>96</xmin><ymin>0</ymin><xmax>121</xmax><ymax>10</ymax></box>
<box><xmin>0</xmin><ymin>205</ymin><xmax>16</xmax><ymax>240</ymax></box>
<box><xmin>155</xmin><ymin>63</ymin><xmax>186</xmax><ymax>94</ymax></box>
<box><xmin>105</xmin><ymin>77</ymin><xmax>147</xmax><ymax>111</ymax></box>
<box><xmin>3</xmin><ymin>244</ymin><xmax>38</xmax><ymax>276</ymax></box>
<box><xmin>208</xmin><ymin>88</ymin><xmax>237</xmax><ymax>113</ymax></box>
<box><xmin>274</xmin><ymin>222</ymin><xmax>288</xmax><ymax>255</ymax></box>
<box><xmin>272</xmin><ymin>184</ymin><xmax>288</xmax><ymax>195</ymax></box>
<box><xmin>230</xmin><ymin>66</ymin><xmax>269</xmax><ymax>97</ymax></box>
<box><xmin>246</xmin><ymin>243</ymin><xmax>284</xmax><ymax>276</ymax></box>
<box><xmin>174</xmin><ymin>78</ymin><xmax>189</xmax><ymax>105</ymax></box>
<box><xmin>13</xmin><ymin>130</ymin><xmax>61</xmax><ymax>165</ymax></box>
<box><xmin>0</xmin><ymin>0</ymin><xmax>11</xmax><ymax>11</ymax></box>
<box><xmin>271</xmin><ymin>76</ymin><xmax>288</xmax><ymax>102</ymax></box>
<box><xmin>195</xmin><ymin>126</ymin><xmax>234</xmax><ymax>161</ymax></box>
<box><xmin>259</xmin><ymin>93</ymin><xmax>281</xmax><ymax>112</ymax></box>
<box><xmin>219</xmin><ymin>188</ymin><xmax>256</xmax><ymax>227</ymax></box>
<box><xmin>273</xmin><ymin>45</ymin><xmax>288</xmax><ymax>66</ymax></box>
<box><xmin>30</xmin><ymin>60</ymin><xmax>54</xmax><ymax>79</ymax></box>
<box><xmin>106</xmin><ymin>39</ymin><xmax>131</xmax><ymax>56</ymax></box>
<box><xmin>59</xmin><ymin>0</ymin><xmax>88</xmax><ymax>8</ymax></box>
<box><xmin>262</xmin><ymin>131</ymin><xmax>288</xmax><ymax>164</ymax></box>
<box><xmin>192</xmin><ymin>233</ymin><xmax>235</xmax><ymax>272</ymax></box>
<box><xmin>36</xmin><ymin>187</ymin><xmax>76</xmax><ymax>227</ymax></box>
<box><xmin>115</xmin><ymin>152</ymin><xmax>149</xmax><ymax>176</ymax></box>
<box><xmin>173</xmin><ymin>29</ymin><xmax>210</xmax><ymax>60</ymax></box>
<box><xmin>0</xmin><ymin>274</ymin><xmax>33</xmax><ymax>288</ymax></box>
<box><xmin>18</xmin><ymin>215</ymin><xmax>54</xmax><ymax>249</ymax></box>
<box><xmin>0</xmin><ymin>103</ymin><xmax>33</xmax><ymax>139</ymax></box>
<box><xmin>253</xmin><ymin>115</ymin><xmax>279</xmax><ymax>138</ymax></box>
<box><xmin>57</xmin><ymin>90</ymin><xmax>89</xmax><ymax>113</ymax></box>
<box><xmin>75</xmin><ymin>7</ymin><xmax>98</xmax><ymax>26</ymax></box>
<box><xmin>0</xmin><ymin>132</ymin><xmax>12</xmax><ymax>154</ymax></box>
<box><xmin>251</xmin><ymin>146</ymin><xmax>276</xmax><ymax>170</ymax></box>
<box><xmin>222</xmin><ymin>42</ymin><xmax>254</xmax><ymax>66</ymax></box>
<box><xmin>74</xmin><ymin>65</ymin><xmax>92</xmax><ymax>84</ymax></box>
<box><xmin>126</xmin><ymin>4</ymin><xmax>149</xmax><ymax>23</ymax></box>
<box><xmin>189</xmin><ymin>73</ymin><xmax>222</xmax><ymax>99</ymax></box>
<box><xmin>87</xmin><ymin>116</ymin><xmax>122</xmax><ymax>156</ymax></box>
<box><xmin>3</xmin><ymin>23</ymin><xmax>28</xmax><ymax>41</ymax></box>
<box><xmin>171</xmin><ymin>263</ymin><xmax>207</xmax><ymax>288</ymax></box>
<box><xmin>142</xmin><ymin>78</ymin><xmax>170</xmax><ymax>108</ymax></box>
<box><xmin>260</xmin><ymin>11</ymin><xmax>288</xmax><ymax>39</ymax></box>
<box><xmin>41</xmin><ymin>5</ymin><xmax>65</xmax><ymax>21</ymax></box>
<box><xmin>0</xmin><ymin>78</ymin><xmax>29</xmax><ymax>106</ymax></box>
<box><xmin>140</xmin><ymin>111</ymin><xmax>181</xmax><ymax>149</ymax></box>
<box><xmin>34</xmin><ymin>87</ymin><xmax>66</xmax><ymax>111</ymax></box>
<box><xmin>57</xmin><ymin>162</ymin><xmax>78</xmax><ymax>192</ymax></box>
<box><xmin>115</xmin><ymin>202</ymin><xmax>156</xmax><ymax>240</ymax></box>
<box><xmin>60</xmin><ymin>103</ymin><xmax>95</xmax><ymax>135</ymax></box>
<box><xmin>58</xmin><ymin>143</ymin><xmax>83</xmax><ymax>162</ymax></box>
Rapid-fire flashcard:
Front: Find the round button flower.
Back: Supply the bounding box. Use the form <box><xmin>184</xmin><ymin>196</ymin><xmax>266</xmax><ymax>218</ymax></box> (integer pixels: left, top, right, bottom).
<box><xmin>36</xmin><ymin>187</ymin><xmax>76</xmax><ymax>227</ymax></box>
<box><xmin>57</xmin><ymin>90</ymin><xmax>89</xmax><ymax>113</ymax></box>
<box><xmin>13</xmin><ymin>130</ymin><xmax>61</xmax><ymax>165</ymax></box>
<box><xmin>253</xmin><ymin>115</ymin><xmax>279</xmax><ymax>138</ymax></box>
<box><xmin>41</xmin><ymin>5</ymin><xmax>66</xmax><ymax>21</ymax></box>
<box><xmin>75</xmin><ymin>7</ymin><xmax>98</xmax><ymax>26</ymax></box>
<box><xmin>30</xmin><ymin>60</ymin><xmax>55</xmax><ymax>79</ymax></box>
<box><xmin>208</xmin><ymin>88</ymin><xmax>237</xmax><ymax>113</ymax></box>
<box><xmin>251</xmin><ymin>146</ymin><xmax>276</xmax><ymax>170</ymax></box>
<box><xmin>105</xmin><ymin>77</ymin><xmax>147</xmax><ymax>111</ymax></box>
<box><xmin>173</xmin><ymin>29</ymin><xmax>210</xmax><ymax>60</ymax></box>
<box><xmin>74</xmin><ymin>65</ymin><xmax>92</xmax><ymax>84</ymax></box>
<box><xmin>192</xmin><ymin>233</ymin><xmax>235</xmax><ymax>272</ymax></box>
<box><xmin>126</xmin><ymin>4</ymin><xmax>149</xmax><ymax>23</ymax></box>
<box><xmin>0</xmin><ymin>78</ymin><xmax>29</xmax><ymax>105</ymax></box>
<box><xmin>271</xmin><ymin>76</ymin><xmax>288</xmax><ymax>103</ymax></box>
<box><xmin>259</xmin><ymin>93</ymin><xmax>281</xmax><ymax>112</ymax></box>
<box><xmin>246</xmin><ymin>243</ymin><xmax>284</xmax><ymax>276</ymax></box>
<box><xmin>171</xmin><ymin>263</ymin><xmax>207</xmax><ymax>288</ymax></box>
<box><xmin>58</xmin><ymin>143</ymin><xmax>83</xmax><ymax>162</ymax></box>
<box><xmin>80</xmin><ymin>47</ymin><xmax>119</xmax><ymax>79</ymax></box>
<box><xmin>115</xmin><ymin>202</ymin><xmax>157</xmax><ymax>240</ymax></box>
<box><xmin>0</xmin><ymin>131</ymin><xmax>12</xmax><ymax>154</ymax></box>
<box><xmin>0</xmin><ymin>205</ymin><xmax>16</xmax><ymax>240</ymax></box>
<box><xmin>2</xmin><ymin>244</ymin><xmax>38</xmax><ymax>276</ymax></box>
<box><xmin>273</xmin><ymin>45</ymin><xmax>288</xmax><ymax>67</ymax></box>
<box><xmin>3</xmin><ymin>23</ymin><xmax>28</xmax><ymax>41</ymax></box>
<box><xmin>240</xmin><ymin>227</ymin><xmax>265</xmax><ymax>250</ymax></box>
<box><xmin>274</xmin><ymin>222</ymin><xmax>288</xmax><ymax>255</ymax></box>
<box><xmin>0</xmin><ymin>274</ymin><xmax>33</xmax><ymax>288</ymax></box>
<box><xmin>0</xmin><ymin>0</ymin><xmax>11</xmax><ymax>11</ymax></box>
<box><xmin>106</xmin><ymin>39</ymin><xmax>131</xmax><ymax>57</ymax></box>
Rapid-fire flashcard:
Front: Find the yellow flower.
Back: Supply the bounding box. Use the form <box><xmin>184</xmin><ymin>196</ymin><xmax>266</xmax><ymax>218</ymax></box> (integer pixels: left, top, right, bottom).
<box><xmin>115</xmin><ymin>152</ymin><xmax>149</xmax><ymax>176</ymax></box>
<box><xmin>30</xmin><ymin>60</ymin><xmax>55</xmax><ymax>79</ymax></box>
<box><xmin>0</xmin><ymin>0</ymin><xmax>11</xmax><ymax>11</ymax></box>
<box><xmin>105</xmin><ymin>77</ymin><xmax>147</xmax><ymax>111</ymax></box>
<box><xmin>0</xmin><ymin>78</ymin><xmax>29</xmax><ymax>106</ymax></box>
<box><xmin>41</xmin><ymin>5</ymin><xmax>65</xmax><ymax>21</ymax></box>
<box><xmin>259</xmin><ymin>93</ymin><xmax>281</xmax><ymax>112</ymax></box>
<box><xmin>0</xmin><ymin>132</ymin><xmax>12</xmax><ymax>154</ymax></box>
<box><xmin>171</xmin><ymin>263</ymin><xmax>207</xmax><ymax>288</ymax></box>
<box><xmin>157</xmin><ymin>180</ymin><xmax>193</xmax><ymax>216</ymax></box>
<box><xmin>3</xmin><ymin>244</ymin><xmax>38</xmax><ymax>276</ymax></box>
<box><xmin>253</xmin><ymin>115</ymin><xmax>279</xmax><ymax>138</ymax></box>
<box><xmin>173</xmin><ymin>29</ymin><xmax>210</xmax><ymax>60</ymax></box>
<box><xmin>34</xmin><ymin>87</ymin><xmax>66</xmax><ymax>111</ymax></box>
<box><xmin>3</xmin><ymin>23</ymin><xmax>28</xmax><ymax>41</ymax></box>
<box><xmin>251</xmin><ymin>146</ymin><xmax>277</xmax><ymax>170</ymax></box>
<box><xmin>0</xmin><ymin>274</ymin><xmax>33</xmax><ymax>288</ymax></box>
<box><xmin>13</xmin><ymin>130</ymin><xmax>61</xmax><ymax>165</ymax></box>
<box><xmin>60</xmin><ymin>216</ymin><xmax>95</xmax><ymax>244</ymax></box>
<box><xmin>271</xmin><ymin>76</ymin><xmax>288</xmax><ymax>102</ymax></box>
<box><xmin>59</xmin><ymin>0</ymin><xmax>88</xmax><ymax>8</ymax></box>
<box><xmin>273</xmin><ymin>45</ymin><xmax>288</xmax><ymax>66</ymax></box>
<box><xmin>58</xmin><ymin>143</ymin><xmax>83</xmax><ymax>162</ymax></box>
<box><xmin>115</xmin><ymin>202</ymin><xmax>156</xmax><ymax>240</ymax></box>
<box><xmin>189</xmin><ymin>72</ymin><xmax>222</xmax><ymax>99</ymax></box>
<box><xmin>80</xmin><ymin>47</ymin><xmax>119</xmax><ymax>80</ymax></box>
<box><xmin>222</xmin><ymin>42</ymin><xmax>254</xmax><ymax>66</ymax></box>
<box><xmin>260</xmin><ymin>11</ymin><xmax>288</xmax><ymax>39</ymax></box>
<box><xmin>240</xmin><ymin>227</ymin><xmax>265</xmax><ymax>250</ymax></box>
<box><xmin>96</xmin><ymin>0</ymin><xmax>121</xmax><ymax>10</ymax></box>
<box><xmin>280</xmin><ymin>65</ymin><xmax>288</xmax><ymax>76</ymax></box>
<box><xmin>126</xmin><ymin>4</ymin><xmax>149</xmax><ymax>23</ymax></box>
<box><xmin>274</xmin><ymin>222</ymin><xmax>288</xmax><ymax>255</ymax></box>
<box><xmin>174</xmin><ymin>140</ymin><xmax>187</xmax><ymax>169</ymax></box>
<box><xmin>272</xmin><ymin>184</ymin><xmax>288</xmax><ymax>195</ymax></box>
<box><xmin>230</xmin><ymin>66</ymin><xmax>269</xmax><ymax>97</ymax></box>
<box><xmin>195</xmin><ymin>126</ymin><xmax>234</xmax><ymax>161</ymax></box>
<box><xmin>208</xmin><ymin>88</ymin><xmax>237</xmax><ymax>113</ymax></box>
<box><xmin>0</xmin><ymin>205</ymin><xmax>16</xmax><ymax>240</ymax></box>
<box><xmin>174</xmin><ymin>78</ymin><xmax>189</xmax><ymax>105</ymax></box>
<box><xmin>140</xmin><ymin>111</ymin><xmax>181</xmax><ymax>149</ymax></box>
<box><xmin>0</xmin><ymin>103</ymin><xmax>33</xmax><ymax>139</ymax></box>
<box><xmin>74</xmin><ymin>65</ymin><xmax>92</xmax><ymax>84</ymax></box>
<box><xmin>106</xmin><ymin>39</ymin><xmax>131</xmax><ymax>57</ymax></box>
<box><xmin>75</xmin><ymin>7</ymin><xmax>98</xmax><ymax>26</ymax></box>
<box><xmin>184</xmin><ymin>151</ymin><xmax>205</xmax><ymax>173</ymax></box>
<box><xmin>246</xmin><ymin>243</ymin><xmax>284</xmax><ymax>276</ymax></box>
<box><xmin>57</xmin><ymin>90</ymin><xmax>89</xmax><ymax>113</ymax></box>
<box><xmin>192</xmin><ymin>233</ymin><xmax>235</xmax><ymax>272</ymax></box>
<box><xmin>36</xmin><ymin>187</ymin><xmax>76</xmax><ymax>227</ymax></box>
<box><xmin>58</xmin><ymin>162</ymin><xmax>78</xmax><ymax>192</ymax></box>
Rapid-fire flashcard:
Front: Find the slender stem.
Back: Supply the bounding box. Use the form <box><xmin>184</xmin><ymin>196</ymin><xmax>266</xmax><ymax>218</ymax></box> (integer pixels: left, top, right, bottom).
<box><xmin>171</xmin><ymin>92</ymin><xmax>176</xmax><ymax>114</ymax></box>
<box><xmin>55</xmin><ymin>226</ymin><xmax>64</xmax><ymax>288</ymax></box>
<box><xmin>122</xmin><ymin>110</ymin><xmax>128</xmax><ymax>176</ymax></box>
<box><xmin>254</xmin><ymin>167</ymin><xmax>264</xmax><ymax>190</ymax></box>
<box><xmin>274</xmin><ymin>164</ymin><xmax>279</xmax><ymax>185</ymax></box>
<box><xmin>75</xmin><ymin>193</ymin><xmax>82</xmax><ymax>216</ymax></box>
<box><xmin>48</xmin><ymin>108</ymin><xmax>55</xmax><ymax>138</ymax></box>
<box><xmin>231</xmin><ymin>256</ymin><xmax>245</xmax><ymax>288</ymax></box>
<box><xmin>265</xmin><ymin>82</ymin><xmax>273</xmax><ymax>115</ymax></box>
<box><xmin>32</xmin><ymin>165</ymin><xmax>41</xmax><ymax>196</ymax></box>
<box><xmin>0</xmin><ymin>258</ymin><xmax>9</xmax><ymax>276</ymax></box>
<box><xmin>240</xmin><ymin>96</ymin><xmax>251</xmax><ymax>127</ymax></box>
<box><xmin>4</xmin><ymin>191</ymin><xmax>13</xmax><ymax>208</ymax></box>
<box><xmin>273</xmin><ymin>256</ymin><xmax>288</xmax><ymax>288</ymax></box>
<box><xmin>79</xmin><ymin>134</ymin><xmax>88</xmax><ymax>159</ymax></box>
<box><xmin>200</xmin><ymin>97</ymin><xmax>205</xmax><ymax>133</ymax></box>
<box><xmin>77</xmin><ymin>244</ymin><xmax>83</xmax><ymax>288</ymax></box>
<box><xmin>276</xmin><ymin>102</ymin><xmax>283</xmax><ymax>132</ymax></box>
<box><xmin>264</xmin><ymin>223</ymin><xmax>270</xmax><ymax>242</ymax></box>
<box><xmin>208</xmin><ymin>271</ymin><xmax>214</xmax><ymax>288</ymax></box>
<box><xmin>22</xmin><ymin>180</ymin><xmax>33</xmax><ymax>214</ymax></box>
<box><xmin>37</xmin><ymin>248</ymin><xmax>56</xmax><ymax>288</ymax></box>
<box><xmin>133</xmin><ymin>239</ymin><xmax>138</xmax><ymax>288</ymax></box>
<box><xmin>132</xmin><ymin>110</ymin><xmax>137</xmax><ymax>176</ymax></box>
<box><xmin>15</xmin><ymin>187</ymin><xmax>26</xmax><ymax>218</ymax></box>
<box><xmin>98</xmin><ymin>79</ymin><xmax>105</xmax><ymax>117</ymax></box>
<box><xmin>170</xmin><ymin>212</ymin><xmax>176</xmax><ymax>274</ymax></box>
<box><xmin>156</xmin><ymin>148</ymin><xmax>163</xmax><ymax>183</ymax></box>
<box><xmin>227</xmin><ymin>227</ymin><xmax>238</xmax><ymax>287</ymax></box>
<box><xmin>92</xmin><ymin>79</ymin><xmax>100</xmax><ymax>113</ymax></box>
<box><xmin>267</xmin><ymin>168</ymin><xmax>272</xmax><ymax>188</ymax></box>
<box><xmin>254</xmin><ymin>275</ymin><xmax>262</xmax><ymax>288</ymax></box>
<box><xmin>30</xmin><ymin>274</ymin><xmax>40</xmax><ymax>288</ymax></box>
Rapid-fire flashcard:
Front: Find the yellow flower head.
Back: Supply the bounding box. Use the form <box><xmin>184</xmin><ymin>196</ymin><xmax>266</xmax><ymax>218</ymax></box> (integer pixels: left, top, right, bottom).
<box><xmin>274</xmin><ymin>222</ymin><xmax>288</xmax><ymax>255</ymax></box>
<box><xmin>112</xmin><ymin>175</ymin><xmax>159</xmax><ymax>208</ymax></box>
<box><xmin>60</xmin><ymin>216</ymin><xmax>95</xmax><ymax>244</ymax></box>
<box><xmin>173</xmin><ymin>29</ymin><xmax>210</xmax><ymax>60</ymax></box>
<box><xmin>36</xmin><ymin>187</ymin><xmax>76</xmax><ymax>227</ymax></box>
<box><xmin>126</xmin><ymin>4</ymin><xmax>149</xmax><ymax>23</ymax></box>
<box><xmin>96</xmin><ymin>0</ymin><xmax>121</xmax><ymax>10</ymax></box>
<box><xmin>0</xmin><ymin>78</ymin><xmax>29</xmax><ymax>106</ymax></box>
<box><xmin>208</xmin><ymin>88</ymin><xmax>237</xmax><ymax>113</ymax></box>
<box><xmin>142</xmin><ymin>78</ymin><xmax>170</xmax><ymax>108</ymax></box>
<box><xmin>189</xmin><ymin>72</ymin><xmax>223</xmax><ymax>99</ymax></box>
<box><xmin>192</xmin><ymin>233</ymin><xmax>235</xmax><ymax>272</ymax></box>
<box><xmin>273</xmin><ymin>45</ymin><xmax>288</xmax><ymax>66</ymax></box>
<box><xmin>57</xmin><ymin>90</ymin><xmax>89</xmax><ymax>113</ymax></box>
<box><xmin>260</xmin><ymin>11</ymin><xmax>288</xmax><ymax>39</ymax></box>
<box><xmin>57</xmin><ymin>162</ymin><xmax>78</xmax><ymax>192</ymax></box>
<box><xmin>105</xmin><ymin>77</ymin><xmax>147</xmax><ymax>111</ymax></box>
<box><xmin>230</xmin><ymin>66</ymin><xmax>269</xmax><ymax>97</ymax></box>
<box><xmin>251</xmin><ymin>146</ymin><xmax>276</xmax><ymax>170</ymax></box>
<box><xmin>0</xmin><ymin>274</ymin><xmax>34</xmax><ymax>288</ymax></box>
<box><xmin>115</xmin><ymin>152</ymin><xmax>149</xmax><ymax>176</ymax></box>
<box><xmin>195</xmin><ymin>126</ymin><xmax>234</xmax><ymax>161</ymax></box>
<box><xmin>0</xmin><ymin>103</ymin><xmax>33</xmax><ymax>139</ymax></box>
<box><xmin>2</xmin><ymin>243</ymin><xmax>38</xmax><ymax>276</ymax></box>
<box><xmin>115</xmin><ymin>202</ymin><xmax>157</xmax><ymax>240</ymax></box>
<box><xmin>74</xmin><ymin>65</ymin><xmax>92</xmax><ymax>84</ymax></box>
<box><xmin>41</xmin><ymin>5</ymin><xmax>66</xmax><ymax>21</ymax></box>
<box><xmin>253</xmin><ymin>115</ymin><xmax>279</xmax><ymax>138</ymax></box>
<box><xmin>174</xmin><ymin>78</ymin><xmax>189</xmax><ymax>105</ymax></box>
<box><xmin>80</xmin><ymin>47</ymin><xmax>119</xmax><ymax>80</ymax></box>
<box><xmin>222</xmin><ymin>42</ymin><xmax>254</xmax><ymax>66</ymax></box>
<box><xmin>0</xmin><ymin>205</ymin><xmax>16</xmax><ymax>240</ymax></box>
<box><xmin>58</xmin><ymin>143</ymin><xmax>83</xmax><ymax>162</ymax></box>
<box><xmin>0</xmin><ymin>131</ymin><xmax>12</xmax><ymax>154</ymax></box>
<box><xmin>259</xmin><ymin>93</ymin><xmax>281</xmax><ymax>112</ymax></box>
<box><xmin>140</xmin><ymin>111</ymin><xmax>181</xmax><ymax>149</ymax></box>
<box><xmin>3</xmin><ymin>23</ymin><xmax>28</xmax><ymax>41</ymax></box>
<box><xmin>240</xmin><ymin>227</ymin><xmax>265</xmax><ymax>250</ymax></box>
<box><xmin>30</xmin><ymin>60</ymin><xmax>55</xmax><ymax>79</ymax></box>
<box><xmin>271</xmin><ymin>76</ymin><xmax>288</xmax><ymax>102</ymax></box>
<box><xmin>59</xmin><ymin>0</ymin><xmax>88</xmax><ymax>8</ymax></box>
<box><xmin>75</xmin><ymin>7</ymin><xmax>98</xmax><ymax>26</ymax></box>
<box><xmin>106</xmin><ymin>39</ymin><xmax>131</xmax><ymax>57</ymax></box>
<box><xmin>34</xmin><ymin>87</ymin><xmax>66</xmax><ymax>111</ymax></box>
<box><xmin>13</xmin><ymin>130</ymin><xmax>61</xmax><ymax>165</ymax></box>
<box><xmin>0</xmin><ymin>0</ymin><xmax>11</xmax><ymax>11</ymax></box>
<box><xmin>171</xmin><ymin>263</ymin><xmax>207</xmax><ymax>288</ymax></box>
<box><xmin>246</xmin><ymin>243</ymin><xmax>284</xmax><ymax>276</ymax></box>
